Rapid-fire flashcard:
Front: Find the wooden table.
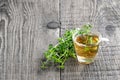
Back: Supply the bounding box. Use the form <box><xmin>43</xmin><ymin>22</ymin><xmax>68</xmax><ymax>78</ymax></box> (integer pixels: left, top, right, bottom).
<box><xmin>0</xmin><ymin>0</ymin><xmax>120</xmax><ymax>80</ymax></box>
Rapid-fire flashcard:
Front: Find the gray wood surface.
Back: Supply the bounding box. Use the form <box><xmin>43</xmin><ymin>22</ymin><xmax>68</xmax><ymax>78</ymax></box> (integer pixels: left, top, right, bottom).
<box><xmin>0</xmin><ymin>0</ymin><xmax>60</xmax><ymax>80</ymax></box>
<box><xmin>0</xmin><ymin>0</ymin><xmax>120</xmax><ymax>80</ymax></box>
<box><xmin>60</xmin><ymin>0</ymin><xmax>120</xmax><ymax>80</ymax></box>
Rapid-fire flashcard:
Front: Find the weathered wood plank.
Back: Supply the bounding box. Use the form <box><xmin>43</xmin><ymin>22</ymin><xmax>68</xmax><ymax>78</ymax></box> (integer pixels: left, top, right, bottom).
<box><xmin>0</xmin><ymin>0</ymin><xmax>60</xmax><ymax>80</ymax></box>
<box><xmin>1</xmin><ymin>0</ymin><xmax>120</xmax><ymax>80</ymax></box>
<box><xmin>60</xmin><ymin>0</ymin><xmax>120</xmax><ymax>80</ymax></box>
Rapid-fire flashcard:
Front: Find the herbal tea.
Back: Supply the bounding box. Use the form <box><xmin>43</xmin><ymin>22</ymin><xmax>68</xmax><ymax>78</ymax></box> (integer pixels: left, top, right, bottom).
<box><xmin>73</xmin><ymin>34</ymin><xmax>99</xmax><ymax>64</ymax></box>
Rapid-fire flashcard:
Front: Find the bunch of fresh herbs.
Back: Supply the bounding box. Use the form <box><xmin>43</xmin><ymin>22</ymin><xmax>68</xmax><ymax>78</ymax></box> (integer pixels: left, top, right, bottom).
<box><xmin>41</xmin><ymin>24</ymin><xmax>92</xmax><ymax>69</ymax></box>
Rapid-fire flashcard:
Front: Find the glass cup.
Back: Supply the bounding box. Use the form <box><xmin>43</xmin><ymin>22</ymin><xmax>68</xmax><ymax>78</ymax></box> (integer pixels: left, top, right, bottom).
<box><xmin>72</xmin><ymin>31</ymin><xmax>102</xmax><ymax>64</ymax></box>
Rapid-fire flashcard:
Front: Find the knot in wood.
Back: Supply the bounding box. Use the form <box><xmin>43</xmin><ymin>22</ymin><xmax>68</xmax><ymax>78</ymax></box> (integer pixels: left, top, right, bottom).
<box><xmin>47</xmin><ymin>21</ymin><xmax>60</xmax><ymax>29</ymax></box>
<box><xmin>105</xmin><ymin>25</ymin><xmax>115</xmax><ymax>31</ymax></box>
<box><xmin>105</xmin><ymin>25</ymin><xmax>116</xmax><ymax>36</ymax></box>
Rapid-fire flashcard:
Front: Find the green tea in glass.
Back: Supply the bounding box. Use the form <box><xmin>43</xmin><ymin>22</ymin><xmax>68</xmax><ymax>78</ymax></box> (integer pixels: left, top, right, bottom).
<box><xmin>73</xmin><ymin>31</ymin><xmax>101</xmax><ymax>64</ymax></box>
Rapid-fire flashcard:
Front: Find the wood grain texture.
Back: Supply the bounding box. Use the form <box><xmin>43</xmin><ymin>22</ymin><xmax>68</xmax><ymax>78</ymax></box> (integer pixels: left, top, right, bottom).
<box><xmin>1</xmin><ymin>0</ymin><xmax>120</xmax><ymax>80</ymax></box>
<box><xmin>60</xmin><ymin>0</ymin><xmax>120</xmax><ymax>80</ymax></box>
<box><xmin>0</xmin><ymin>0</ymin><xmax>60</xmax><ymax>80</ymax></box>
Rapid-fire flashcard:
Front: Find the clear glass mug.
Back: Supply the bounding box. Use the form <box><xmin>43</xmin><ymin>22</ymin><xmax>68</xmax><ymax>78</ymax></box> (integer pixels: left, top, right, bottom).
<box><xmin>72</xmin><ymin>30</ymin><xmax>109</xmax><ymax>64</ymax></box>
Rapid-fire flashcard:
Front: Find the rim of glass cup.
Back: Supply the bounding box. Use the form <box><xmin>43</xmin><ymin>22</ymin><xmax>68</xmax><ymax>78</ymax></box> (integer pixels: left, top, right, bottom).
<box><xmin>72</xmin><ymin>31</ymin><xmax>102</xmax><ymax>47</ymax></box>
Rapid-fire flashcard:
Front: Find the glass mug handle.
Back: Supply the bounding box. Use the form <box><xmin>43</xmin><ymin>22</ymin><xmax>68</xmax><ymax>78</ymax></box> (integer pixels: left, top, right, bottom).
<box><xmin>99</xmin><ymin>37</ymin><xmax>109</xmax><ymax>49</ymax></box>
<box><xmin>100</xmin><ymin>38</ymin><xmax>109</xmax><ymax>42</ymax></box>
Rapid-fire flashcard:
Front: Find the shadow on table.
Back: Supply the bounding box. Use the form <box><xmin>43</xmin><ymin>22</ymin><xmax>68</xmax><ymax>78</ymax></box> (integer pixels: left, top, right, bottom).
<box><xmin>37</xmin><ymin>57</ymin><xmax>60</xmax><ymax>74</ymax></box>
<box><xmin>60</xmin><ymin>58</ymin><xmax>87</xmax><ymax>72</ymax></box>
<box><xmin>34</xmin><ymin>57</ymin><xmax>60</xmax><ymax>80</ymax></box>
